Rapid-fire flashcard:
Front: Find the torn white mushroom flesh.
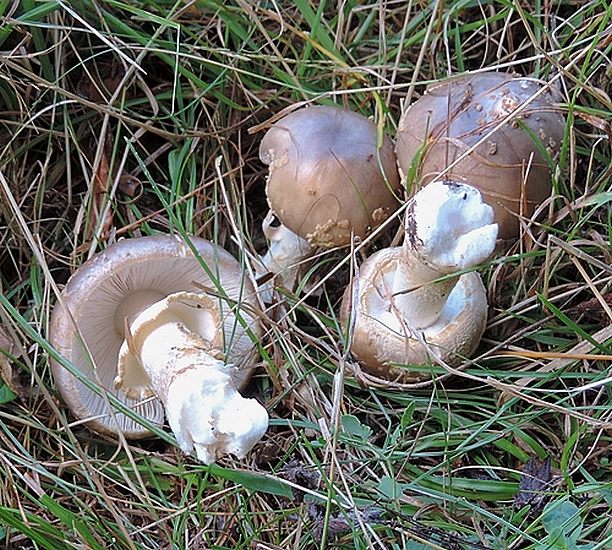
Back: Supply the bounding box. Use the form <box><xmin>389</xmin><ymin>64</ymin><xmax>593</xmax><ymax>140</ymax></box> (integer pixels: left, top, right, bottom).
<box><xmin>256</xmin><ymin>211</ymin><xmax>315</xmax><ymax>302</ymax></box>
<box><xmin>115</xmin><ymin>291</ymin><xmax>268</xmax><ymax>464</ymax></box>
<box><xmin>394</xmin><ymin>181</ymin><xmax>499</xmax><ymax>328</ymax></box>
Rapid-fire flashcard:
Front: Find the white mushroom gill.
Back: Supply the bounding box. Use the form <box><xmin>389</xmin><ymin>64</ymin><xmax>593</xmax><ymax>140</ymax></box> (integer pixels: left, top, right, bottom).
<box><xmin>115</xmin><ymin>292</ymin><xmax>268</xmax><ymax>464</ymax></box>
<box><xmin>392</xmin><ymin>181</ymin><xmax>499</xmax><ymax>329</ymax></box>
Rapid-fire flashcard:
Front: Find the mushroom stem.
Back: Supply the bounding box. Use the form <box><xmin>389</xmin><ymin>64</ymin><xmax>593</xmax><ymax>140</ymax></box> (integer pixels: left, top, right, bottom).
<box><xmin>115</xmin><ymin>292</ymin><xmax>268</xmax><ymax>464</ymax></box>
<box><xmin>257</xmin><ymin>210</ymin><xmax>315</xmax><ymax>299</ymax></box>
<box><xmin>392</xmin><ymin>181</ymin><xmax>498</xmax><ymax>329</ymax></box>
<box><xmin>390</xmin><ymin>254</ymin><xmax>457</xmax><ymax>330</ymax></box>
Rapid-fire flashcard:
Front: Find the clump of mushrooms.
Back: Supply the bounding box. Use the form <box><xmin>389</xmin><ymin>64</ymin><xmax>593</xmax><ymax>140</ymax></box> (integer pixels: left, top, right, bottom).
<box><xmin>258</xmin><ymin>105</ymin><xmax>401</xmax><ymax>295</ymax></box>
<box><xmin>396</xmin><ymin>72</ymin><xmax>566</xmax><ymax>241</ymax></box>
<box><xmin>341</xmin><ymin>181</ymin><xmax>498</xmax><ymax>381</ymax></box>
<box><xmin>49</xmin><ymin>235</ymin><xmax>267</xmax><ymax>464</ymax></box>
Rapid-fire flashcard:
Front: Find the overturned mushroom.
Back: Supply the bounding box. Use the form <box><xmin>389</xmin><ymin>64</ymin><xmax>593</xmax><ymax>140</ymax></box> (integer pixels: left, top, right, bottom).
<box><xmin>49</xmin><ymin>235</ymin><xmax>267</xmax><ymax>463</ymax></box>
<box><xmin>341</xmin><ymin>181</ymin><xmax>498</xmax><ymax>381</ymax></box>
<box><xmin>258</xmin><ymin>105</ymin><xmax>401</xmax><ymax>294</ymax></box>
<box><xmin>396</xmin><ymin>72</ymin><xmax>565</xmax><ymax>240</ymax></box>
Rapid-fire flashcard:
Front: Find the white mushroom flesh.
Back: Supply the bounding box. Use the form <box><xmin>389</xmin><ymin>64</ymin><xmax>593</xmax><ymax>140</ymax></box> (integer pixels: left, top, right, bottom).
<box><xmin>257</xmin><ymin>210</ymin><xmax>314</xmax><ymax>299</ymax></box>
<box><xmin>115</xmin><ymin>291</ymin><xmax>268</xmax><ymax>464</ymax></box>
<box><xmin>407</xmin><ymin>181</ymin><xmax>499</xmax><ymax>269</ymax></box>
<box><xmin>113</xmin><ymin>289</ymin><xmax>165</xmax><ymax>335</ymax></box>
<box><xmin>393</xmin><ymin>181</ymin><xmax>498</xmax><ymax>329</ymax></box>
<box><xmin>377</xmin><ymin>262</ymin><xmax>474</xmax><ymax>340</ymax></box>
<box><xmin>166</xmin><ymin>362</ymin><xmax>269</xmax><ymax>465</ymax></box>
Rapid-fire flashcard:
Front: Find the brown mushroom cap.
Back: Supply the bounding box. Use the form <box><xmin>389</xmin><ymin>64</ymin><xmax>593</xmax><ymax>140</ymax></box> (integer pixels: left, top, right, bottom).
<box><xmin>49</xmin><ymin>235</ymin><xmax>261</xmax><ymax>439</ymax></box>
<box><xmin>340</xmin><ymin>247</ymin><xmax>488</xmax><ymax>381</ymax></box>
<box><xmin>260</xmin><ymin>105</ymin><xmax>401</xmax><ymax>248</ymax></box>
<box><xmin>396</xmin><ymin>72</ymin><xmax>566</xmax><ymax>240</ymax></box>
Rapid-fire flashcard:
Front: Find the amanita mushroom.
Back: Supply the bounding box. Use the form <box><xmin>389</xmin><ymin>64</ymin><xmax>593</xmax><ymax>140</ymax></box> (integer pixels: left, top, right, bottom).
<box><xmin>49</xmin><ymin>235</ymin><xmax>267</xmax><ymax>463</ymax></box>
<box><xmin>396</xmin><ymin>72</ymin><xmax>565</xmax><ymax>240</ymax></box>
<box><xmin>341</xmin><ymin>181</ymin><xmax>498</xmax><ymax>381</ymax></box>
<box><xmin>258</xmin><ymin>105</ymin><xmax>401</xmax><ymax>293</ymax></box>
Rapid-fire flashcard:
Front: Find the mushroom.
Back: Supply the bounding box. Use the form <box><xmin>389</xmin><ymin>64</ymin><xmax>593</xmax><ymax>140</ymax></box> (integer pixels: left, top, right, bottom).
<box><xmin>341</xmin><ymin>181</ymin><xmax>498</xmax><ymax>381</ymax></box>
<box><xmin>396</xmin><ymin>72</ymin><xmax>566</xmax><ymax>240</ymax></box>
<box><xmin>49</xmin><ymin>235</ymin><xmax>267</xmax><ymax>463</ymax></box>
<box><xmin>258</xmin><ymin>105</ymin><xmax>401</xmax><ymax>295</ymax></box>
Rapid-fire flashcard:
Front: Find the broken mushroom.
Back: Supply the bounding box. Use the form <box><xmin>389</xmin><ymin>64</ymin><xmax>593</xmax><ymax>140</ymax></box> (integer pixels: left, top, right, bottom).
<box><xmin>396</xmin><ymin>72</ymin><xmax>565</xmax><ymax>240</ymax></box>
<box><xmin>50</xmin><ymin>235</ymin><xmax>267</xmax><ymax>463</ymax></box>
<box><xmin>341</xmin><ymin>181</ymin><xmax>498</xmax><ymax>381</ymax></box>
<box><xmin>258</xmin><ymin>105</ymin><xmax>401</xmax><ymax>293</ymax></box>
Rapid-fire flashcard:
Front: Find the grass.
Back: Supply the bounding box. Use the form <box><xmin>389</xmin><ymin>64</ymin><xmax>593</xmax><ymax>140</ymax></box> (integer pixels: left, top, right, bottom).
<box><xmin>0</xmin><ymin>0</ymin><xmax>611</xmax><ymax>548</ymax></box>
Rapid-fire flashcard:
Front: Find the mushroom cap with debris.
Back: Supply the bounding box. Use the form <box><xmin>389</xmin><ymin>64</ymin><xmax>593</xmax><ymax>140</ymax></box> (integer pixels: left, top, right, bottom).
<box><xmin>396</xmin><ymin>72</ymin><xmax>566</xmax><ymax>240</ymax></box>
<box><xmin>260</xmin><ymin>105</ymin><xmax>401</xmax><ymax>248</ymax></box>
<box><xmin>49</xmin><ymin>235</ymin><xmax>261</xmax><ymax>439</ymax></box>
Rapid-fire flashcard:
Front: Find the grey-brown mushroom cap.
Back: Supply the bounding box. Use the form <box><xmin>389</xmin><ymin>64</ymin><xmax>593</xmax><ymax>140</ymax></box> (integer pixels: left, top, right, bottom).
<box><xmin>396</xmin><ymin>72</ymin><xmax>566</xmax><ymax>240</ymax></box>
<box><xmin>49</xmin><ymin>235</ymin><xmax>261</xmax><ymax>439</ymax></box>
<box><xmin>260</xmin><ymin>105</ymin><xmax>401</xmax><ymax>248</ymax></box>
<box><xmin>340</xmin><ymin>247</ymin><xmax>488</xmax><ymax>381</ymax></box>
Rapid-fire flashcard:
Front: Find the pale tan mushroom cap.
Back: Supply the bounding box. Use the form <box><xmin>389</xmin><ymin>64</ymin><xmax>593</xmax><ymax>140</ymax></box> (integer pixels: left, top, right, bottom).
<box><xmin>49</xmin><ymin>235</ymin><xmax>261</xmax><ymax>438</ymax></box>
<box><xmin>260</xmin><ymin>105</ymin><xmax>400</xmax><ymax>248</ymax></box>
<box><xmin>396</xmin><ymin>72</ymin><xmax>566</xmax><ymax>240</ymax></box>
<box><xmin>341</xmin><ymin>247</ymin><xmax>488</xmax><ymax>381</ymax></box>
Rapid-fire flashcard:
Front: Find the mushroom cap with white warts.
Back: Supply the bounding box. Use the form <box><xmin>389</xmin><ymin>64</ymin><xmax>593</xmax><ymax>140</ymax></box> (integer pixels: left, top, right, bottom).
<box><xmin>49</xmin><ymin>235</ymin><xmax>261</xmax><ymax>439</ymax></box>
<box><xmin>396</xmin><ymin>72</ymin><xmax>565</xmax><ymax>240</ymax></box>
<box><xmin>340</xmin><ymin>247</ymin><xmax>488</xmax><ymax>381</ymax></box>
<box><xmin>260</xmin><ymin>105</ymin><xmax>400</xmax><ymax>248</ymax></box>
